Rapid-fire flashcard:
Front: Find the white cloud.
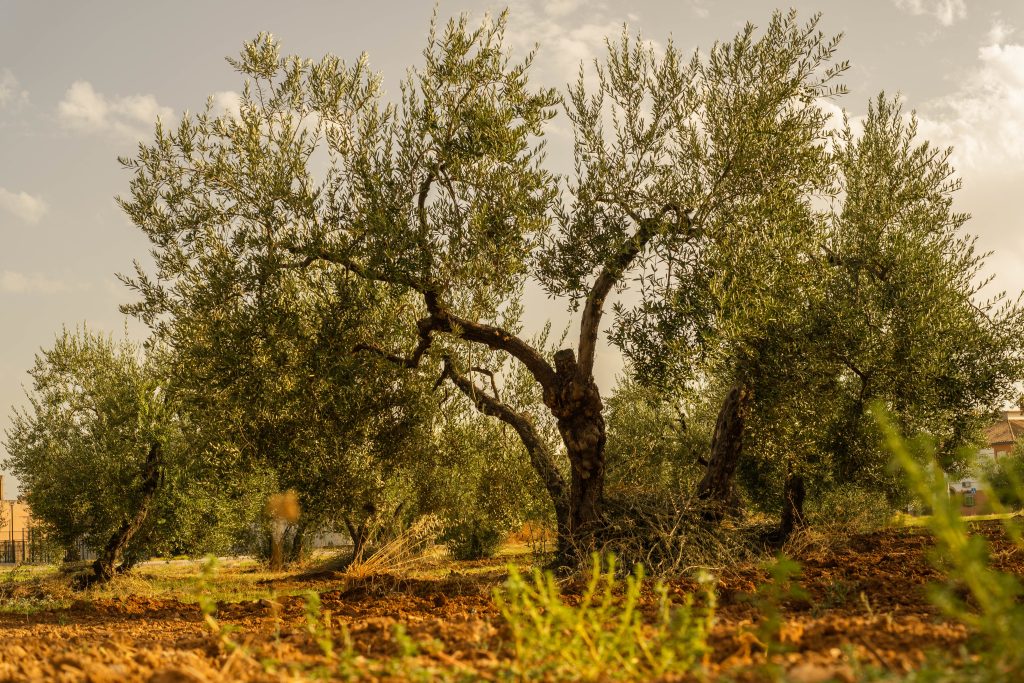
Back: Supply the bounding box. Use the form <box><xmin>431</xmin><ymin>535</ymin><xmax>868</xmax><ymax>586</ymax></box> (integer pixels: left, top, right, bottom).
<box><xmin>210</xmin><ymin>90</ymin><xmax>241</xmax><ymax>119</ymax></box>
<box><xmin>505</xmin><ymin>1</ymin><xmax>629</xmax><ymax>84</ymax></box>
<box><xmin>0</xmin><ymin>187</ymin><xmax>47</xmax><ymax>224</ymax></box>
<box><xmin>0</xmin><ymin>68</ymin><xmax>28</xmax><ymax>109</ymax></box>
<box><xmin>894</xmin><ymin>0</ymin><xmax>967</xmax><ymax>26</ymax></box>
<box><xmin>57</xmin><ymin>81</ymin><xmax>173</xmax><ymax>142</ymax></box>
<box><xmin>542</xmin><ymin>0</ymin><xmax>583</xmax><ymax>19</ymax></box>
<box><xmin>0</xmin><ymin>271</ymin><xmax>68</xmax><ymax>294</ymax></box>
<box><xmin>915</xmin><ymin>27</ymin><xmax>1024</xmax><ymax>169</ymax></box>
<box><xmin>910</xmin><ymin>23</ymin><xmax>1024</xmax><ymax>300</ymax></box>
<box><xmin>988</xmin><ymin>19</ymin><xmax>1015</xmax><ymax>45</ymax></box>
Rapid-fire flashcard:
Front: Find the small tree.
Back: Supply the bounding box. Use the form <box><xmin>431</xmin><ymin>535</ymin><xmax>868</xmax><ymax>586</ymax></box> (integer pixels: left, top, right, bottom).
<box><xmin>4</xmin><ymin>329</ymin><xmax>172</xmax><ymax>584</ymax></box>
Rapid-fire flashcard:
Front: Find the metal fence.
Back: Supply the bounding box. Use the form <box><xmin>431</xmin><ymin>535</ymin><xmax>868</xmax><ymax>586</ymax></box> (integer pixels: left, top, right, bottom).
<box><xmin>0</xmin><ymin>528</ymin><xmax>93</xmax><ymax>565</ymax></box>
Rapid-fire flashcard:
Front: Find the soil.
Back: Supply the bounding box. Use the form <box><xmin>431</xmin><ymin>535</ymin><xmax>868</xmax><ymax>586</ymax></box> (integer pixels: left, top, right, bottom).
<box><xmin>1</xmin><ymin>522</ymin><xmax>1018</xmax><ymax>682</ymax></box>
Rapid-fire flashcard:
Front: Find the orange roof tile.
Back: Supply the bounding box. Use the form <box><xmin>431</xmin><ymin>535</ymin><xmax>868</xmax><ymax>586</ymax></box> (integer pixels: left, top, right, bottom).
<box><xmin>986</xmin><ymin>419</ymin><xmax>1024</xmax><ymax>446</ymax></box>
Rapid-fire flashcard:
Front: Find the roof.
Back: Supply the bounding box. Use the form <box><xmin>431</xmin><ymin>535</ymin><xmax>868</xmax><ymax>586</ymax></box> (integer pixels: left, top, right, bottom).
<box><xmin>985</xmin><ymin>418</ymin><xmax>1024</xmax><ymax>446</ymax></box>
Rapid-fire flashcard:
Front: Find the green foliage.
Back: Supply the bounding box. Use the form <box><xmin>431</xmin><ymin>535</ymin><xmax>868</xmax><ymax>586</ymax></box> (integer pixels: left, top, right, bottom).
<box><xmin>722</xmin><ymin>93</ymin><xmax>1024</xmax><ymax>523</ymax></box>
<box><xmin>4</xmin><ymin>329</ymin><xmax>170</xmax><ymax>557</ymax></box>
<box><xmin>495</xmin><ymin>554</ymin><xmax>715</xmax><ymax>680</ymax></box>
<box><xmin>804</xmin><ymin>483</ymin><xmax>895</xmax><ymax>534</ymax></box>
<box><xmin>441</xmin><ymin>518</ymin><xmax>503</xmax><ymax>561</ymax></box>
<box><xmin>3</xmin><ymin>328</ymin><xmax>274</xmax><ymax>564</ymax></box>
<box><xmin>981</xmin><ymin>453</ymin><xmax>1024</xmax><ymax>511</ymax></box>
<box><xmin>114</xmin><ymin>8</ymin><xmax>862</xmax><ymax>549</ymax></box>
<box><xmin>422</xmin><ymin>397</ymin><xmax>552</xmax><ymax>560</ymax></box>
<box><xmin>604</xmin><ymin>377</ymin><xmax>705</xmax><ymax>502</ymax></box>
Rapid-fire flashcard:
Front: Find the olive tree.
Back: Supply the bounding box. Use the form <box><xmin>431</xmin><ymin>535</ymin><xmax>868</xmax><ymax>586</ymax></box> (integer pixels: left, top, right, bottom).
<box><xmin>137</xmin><ymin>254</ymin><xmax>440</xmax><ymax>564</ymax></box>
<box><xmin>4</xmin><ymin>329</ymin><xmax>172</xmax><ymax>584</ymax></box>
<box><xmin>118</xmin><ymin>10</ymin><xmax>846</xmax><ymax>556</ymax></box>
<box><xmin>648</xmin><ymin>95</ymin><xmax>1024</xmax><ymax>538</ymax></box>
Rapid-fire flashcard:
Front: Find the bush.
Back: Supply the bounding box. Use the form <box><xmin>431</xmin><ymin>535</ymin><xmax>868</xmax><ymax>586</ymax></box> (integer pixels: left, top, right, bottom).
<box><xmin>442</xmin><ymin>519</ymin><xmax>503</xmax><ymax>561</ymax></box>
<box><xmin>981</xmin><ymin>455</ymin><xmax>1024</xmax><ymax>511</ymax></box>
<box><xmin>804</xmin><ymin>483</ymin><xmax>895</xmax><ymax>535</ymax></box>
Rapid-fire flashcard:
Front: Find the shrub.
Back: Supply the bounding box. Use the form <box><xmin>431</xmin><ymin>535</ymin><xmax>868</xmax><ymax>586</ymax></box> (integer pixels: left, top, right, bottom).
<box><xmin>981</xmin><ymin>454</ymin><xmax>1024</xmax><ymax>511</ymax></box>
<box><xmin>805</xmin><ymin>483</ymin><xmax>895</xmax><ymax>534</ymax></box>
<box><xmin>442</xmin><ymin>519</ymin><xmax>503</xmax><ymax>561</ymax></box>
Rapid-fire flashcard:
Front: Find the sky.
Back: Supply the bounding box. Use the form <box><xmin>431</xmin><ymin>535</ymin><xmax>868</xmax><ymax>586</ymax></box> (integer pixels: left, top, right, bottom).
<box><xmin>3</xmin><ymin>0</ymin><xmax>1024</xmax><ymax>497</ymax></box>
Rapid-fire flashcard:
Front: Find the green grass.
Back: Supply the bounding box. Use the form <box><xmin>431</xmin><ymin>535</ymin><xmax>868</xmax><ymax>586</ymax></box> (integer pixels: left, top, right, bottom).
<box><xmin>93</xmin><ymin>556</ymin><xmax>332</xmax><ymax>604</ymax></box>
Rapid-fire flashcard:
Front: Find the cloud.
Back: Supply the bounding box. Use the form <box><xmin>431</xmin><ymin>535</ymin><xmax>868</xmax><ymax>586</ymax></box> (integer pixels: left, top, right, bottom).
<box><xmin>0</xmin><ymin>68</ymin><xmax>28</xmax><ymax>109</ymax></box>
<box><xmin>909</xmin><ymin>23</ymin><xmax>1024</xmax><ymax>299</ymax></box>
<box><xmin>0</xmin><ymin>187</ymin><xmax>47</xmax><ymax>224</ymax></box>
<box><xmin>914</xmin><ymin>25</ymin><xmax>1024</xmax><ymax>169</ymax></box>
<box><xmin>0</xmin><ymin>271</ymin><xmax>68</xmax><ymax>294</ymax></box>
<box><xmin>690</xmin><ymin>1</ymin><xmax>710</xmax><ymax>19</ymax></box>
<box><xmin>504</xmin><ymin>1</ymin><xmax>630</xmax><ymax>84</ymax></box>
<box><xmin>210</xmin><ymin>90</ymin><xmax>241</xmax><ymax>119</ymax></box>
<box><xmin>57</xmin><ymin>81</ymin><xmax>173</xmax><ymax>142</ymax></box>
<box><xmin>988</xmin><ymin>19</ymin><xmax>1015</xmax><ymax>45</ymax></box>
<box><xmin>894</xmin><ymin>0</ymin><xmax>966</xmax><ymax>26</ymax></box>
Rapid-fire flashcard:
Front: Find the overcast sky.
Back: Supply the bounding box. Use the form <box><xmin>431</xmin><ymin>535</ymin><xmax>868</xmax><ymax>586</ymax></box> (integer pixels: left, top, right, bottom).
<box><xmin>3</xmin><ymin>0</ymin><xmax>1024</xmax><ymax>497</ymax></box>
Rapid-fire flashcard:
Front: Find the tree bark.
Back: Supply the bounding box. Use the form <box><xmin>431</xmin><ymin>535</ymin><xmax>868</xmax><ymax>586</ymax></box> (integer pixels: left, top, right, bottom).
<box><xmin>63</xmin><ymin>542</ymin><xmax>81</xmax><ymax>565</ymax></box>
<box><xmin>78</xmin><ymin>442</ymin><xmax>162</xmax><ymax>588</ymax></box>
<box><xmin>696</xmin><ymin>384</ymin><xmax>751</xmax><ymax>518</ymax></box>
<box><xmin>778</xmin><ymin>471</ymin><xmax>806</xmax><ymax>541</ymax></box>
<box><xmin>286</xmin><ymin>521</ymin><xmax>307</xmax><ymax>565</ymax></box>
<box><xmin>545</xmin><ymin>350</ymin><xmax>606</xmax><ymax>558</ymax></box>
<box><xmin>344</xmin><ymin>516</ymin><xmax>370</xmax><ymax>561</ymax></box>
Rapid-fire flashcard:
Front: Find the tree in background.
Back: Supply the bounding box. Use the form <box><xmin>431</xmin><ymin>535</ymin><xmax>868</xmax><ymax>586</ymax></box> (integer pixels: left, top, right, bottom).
<box><xmin>4</xmin><ymin>329</ymin><xmax>175</xmax><ymax>584</ymax></box>
<box><xmin>765</xmin><ymin>97</ymin><xmax>1024</xmax><ymax>536</ymax></box>
<box><xmin>631</xmin><ymin>95</ymin><xmax>1024</xmax><ymax>539</ymax></box>
<box><xmin>121</xmin><ymin>219</ymin><xmax>443</xmax><ymax>565</ymax></box>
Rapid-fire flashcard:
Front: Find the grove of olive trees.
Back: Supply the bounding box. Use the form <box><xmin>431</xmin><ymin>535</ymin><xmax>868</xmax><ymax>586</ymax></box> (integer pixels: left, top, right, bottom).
<box><xmin>5</xmin><ymin>9</ymin><xmax>1022</xmax><ymax>577</ymax></box>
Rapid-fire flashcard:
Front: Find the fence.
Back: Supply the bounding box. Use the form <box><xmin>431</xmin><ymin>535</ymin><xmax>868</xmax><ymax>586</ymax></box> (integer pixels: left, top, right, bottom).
<box><xmin>0</xmin><ymin>528</ymin><xmax>93</xmax><ymax>565</ymax></box>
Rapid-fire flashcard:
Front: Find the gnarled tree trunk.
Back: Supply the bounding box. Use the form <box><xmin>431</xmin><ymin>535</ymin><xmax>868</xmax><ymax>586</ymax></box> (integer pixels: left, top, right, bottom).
<box><xmin>77</xmin><ymin>441</ymin><xmax>162</xmax><ymax>589</ymax></box>
<box><xmin>286</xmin><ymin>521</ymin><xmax>307</xmax><ymax>565</ymax></box>
<box><xmin>696</xmin><ymin>383</ymin><xmax>751</xmax><ymax>519</ymax></box>
<box><xmin>545</xmin><ymin>349</ymin><xmax>606</xmax><ymax>553</ymax></box>
<box><xmin>63</xmin><ymin>542</ymin><xmax>81</xmax><ymax>565</ymax></box>
<box><xmin>344</xmin><ymin>516</ymin><xmax>370</xmax><ymax>561</ymax></box>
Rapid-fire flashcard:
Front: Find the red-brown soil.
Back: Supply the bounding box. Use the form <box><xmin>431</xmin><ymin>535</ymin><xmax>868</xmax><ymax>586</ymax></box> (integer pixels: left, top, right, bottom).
<box><xmin>1</xmin><ymin>523</ymin><xmax>1018</xmax><ymax>682</ymax></box>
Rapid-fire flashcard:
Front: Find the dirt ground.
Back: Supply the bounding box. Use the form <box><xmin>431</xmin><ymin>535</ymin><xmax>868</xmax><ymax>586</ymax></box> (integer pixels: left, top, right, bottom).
<box><xmin>1</xmin><ymin>522</ymin><xmax>1018</xmax><ymax>682</ymax></box>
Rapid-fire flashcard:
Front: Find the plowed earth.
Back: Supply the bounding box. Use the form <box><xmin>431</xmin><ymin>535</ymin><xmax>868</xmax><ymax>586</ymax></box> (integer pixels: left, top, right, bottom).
<box><xmin>2</xmin><ymin>523</ymin><xmax>1019</xmax><ymax>682</ymax></box>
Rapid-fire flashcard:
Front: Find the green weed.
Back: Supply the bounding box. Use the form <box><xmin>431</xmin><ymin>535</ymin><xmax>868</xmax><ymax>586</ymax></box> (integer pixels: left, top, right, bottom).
<box><xmin>495</xmin><ymin>553</ymin><xmax>715</xmax><ymax>681</ymax></box>
<box><xmin>742</xmin><ymin>554</ymin><xmax>808</xmax><ymax>665</ymax></box>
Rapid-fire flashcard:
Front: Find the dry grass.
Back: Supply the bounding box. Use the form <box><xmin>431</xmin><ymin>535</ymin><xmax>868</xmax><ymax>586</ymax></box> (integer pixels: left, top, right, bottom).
<box><xmin>343</xmin><ymin>515</ymin><xmax>446</xmax><ymax>580</ymax></box>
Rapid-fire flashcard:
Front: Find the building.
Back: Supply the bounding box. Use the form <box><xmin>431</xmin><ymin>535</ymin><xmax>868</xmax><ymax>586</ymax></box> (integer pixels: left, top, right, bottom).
<box><xmin>0</xmin><ymin>475</ymin><xmax>36</xmax><ymax>563</ymax></box>
<box><xmin>983</xmin><ymin>409</ymin><xmax>1024</xmax><ymax>458</ymax></box>
<box><xmin>0</xmin><ymin>475</ymin><xmax>32</xmax><ymax>535</ymax></box>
